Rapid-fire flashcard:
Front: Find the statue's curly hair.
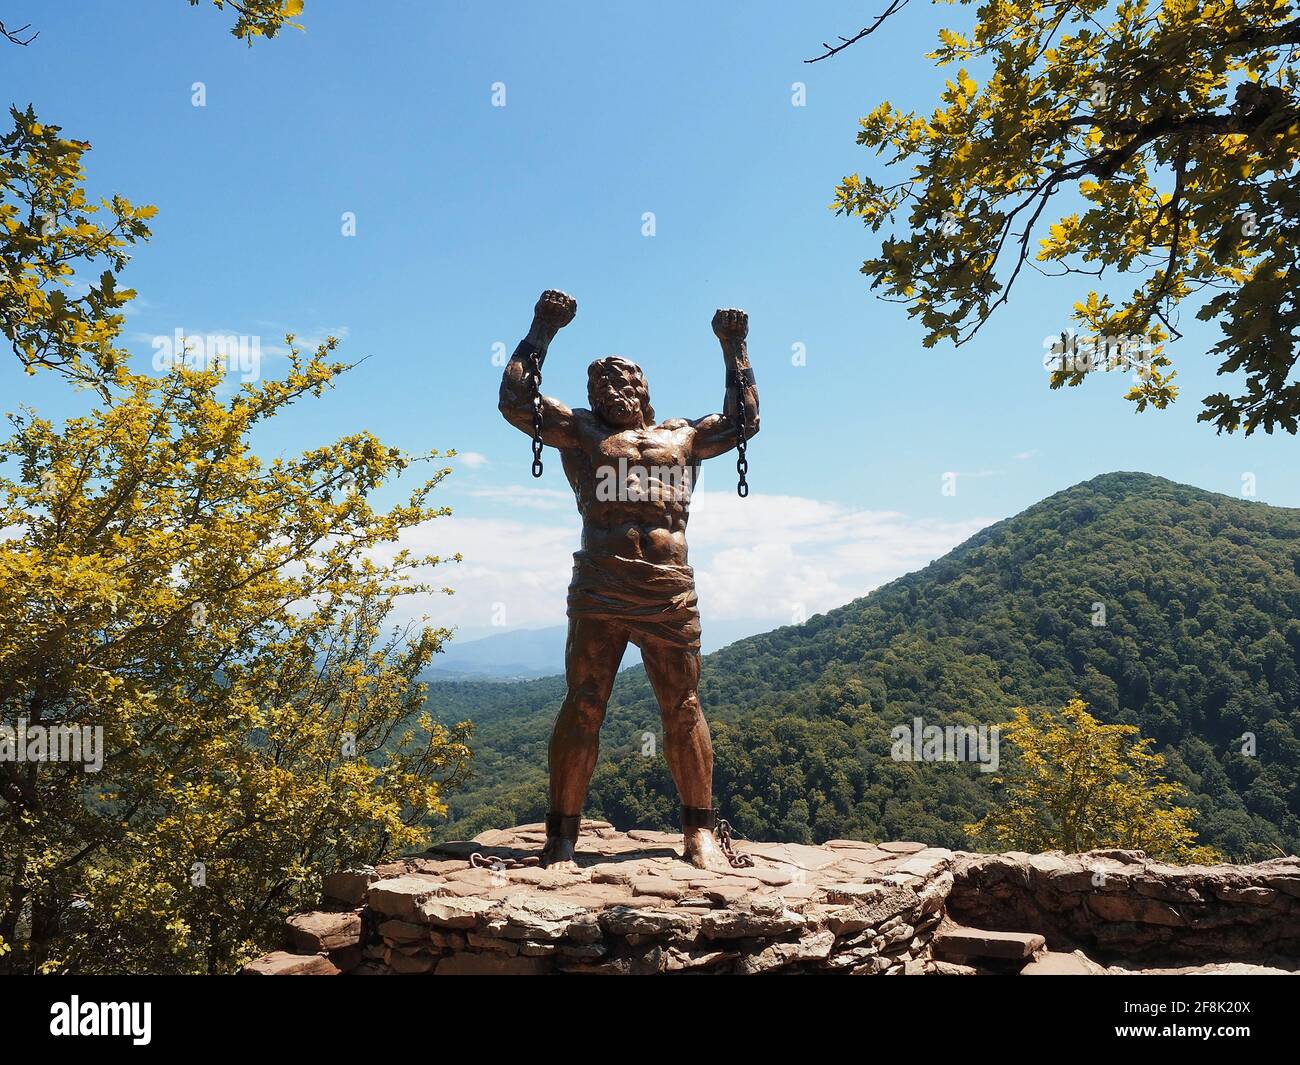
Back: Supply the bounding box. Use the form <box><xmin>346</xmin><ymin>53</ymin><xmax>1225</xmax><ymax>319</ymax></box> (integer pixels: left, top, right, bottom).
<box><xmin>587</xmin><ymin>356</ymin><xmax>655</xmax><ymax>424</ymax></box>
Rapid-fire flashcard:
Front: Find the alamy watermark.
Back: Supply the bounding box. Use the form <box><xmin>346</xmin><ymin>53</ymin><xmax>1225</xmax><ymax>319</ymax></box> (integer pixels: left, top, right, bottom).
<box><xmin>1</xmin><ymin>718</ymin><xmax>103</xmax><ymax>772</ymax></box>
<box><xmin>595</xmin><ymin>458</ymin><xmax>694</xmax><ymax>503</ymax></box>
<box><xmin>891</xmin><ymin>716</ymin><xmax>1000</xmax><ymax>773</ymax></box>
<box><xmin>50</xmin><ymin>997</ymin><xmax>151</xmax><ymax>1045</ymax></box>
<box><xmin>151</xmin><ymin>329</ymin><xmax>262</xmax><ymax>382</ymax></box>
<box><xmin>1042</xmin><ymin>332</ymin><xmax>1157</xmax><ymax>381</ymax></box>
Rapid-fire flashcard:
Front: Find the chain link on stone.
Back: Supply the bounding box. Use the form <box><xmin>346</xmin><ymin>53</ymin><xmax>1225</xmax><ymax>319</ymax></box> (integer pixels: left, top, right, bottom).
<box><xmin>525</xmin><ymin>348</ymin><xmax>545</xmax><ymax>478</ymax></box>
<box><xmin>469</xmin><ymin>852</ymin><xmax>541</xmax><ymax>871</ymax></box>
<box><xmin>715</xmin><ymin>814</ymin><xmax>754</xmax><ymax>868</ymax></box>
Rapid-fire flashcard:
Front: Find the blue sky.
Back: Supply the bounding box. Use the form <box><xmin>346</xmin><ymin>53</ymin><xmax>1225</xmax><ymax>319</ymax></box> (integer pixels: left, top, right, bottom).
<box><xmin>4</xmin><ymin>1</ymin><xmax>1297</xmax><ymax>647</ymax></box>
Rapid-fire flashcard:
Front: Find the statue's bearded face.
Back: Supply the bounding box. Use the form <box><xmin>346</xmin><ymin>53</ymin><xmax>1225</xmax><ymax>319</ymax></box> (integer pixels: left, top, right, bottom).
<box><xmin>589</xmin><ymin>360</ymin><xmax>648</xmax><ymax>429</ymax></box>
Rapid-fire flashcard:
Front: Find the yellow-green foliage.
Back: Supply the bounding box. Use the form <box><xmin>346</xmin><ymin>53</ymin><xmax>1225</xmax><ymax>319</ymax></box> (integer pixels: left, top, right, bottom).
<box><xmin>0</xmin><ymin>105</ymin><xmax>154</xmax><ymax>392</ymax></box>
<box><xmin>965</xmin><ymin>699</ymin><xmax>1221</xmax><ymax>863</ymax></box>
<box><xmin>0</xmin><ymin>0</ymin><xmax>462</xmax><ymax>976</ymax></box>
<box><xmin>834</xmin><ymin>0</ymin><xmax>1300</xmax><ymax>434</ymax></box>
<box><xmin>0</xmin><ymin>347</ymin><xmax>471</xmax><ymax>974</ymax></box>
<box><xmin>191</xmin><ymin>0</ymin><xmax>305</xmax><ymax>43</ymax></box>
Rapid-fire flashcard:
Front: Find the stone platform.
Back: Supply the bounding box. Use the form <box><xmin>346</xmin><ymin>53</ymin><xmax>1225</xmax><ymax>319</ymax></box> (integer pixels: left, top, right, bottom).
<box><xmin>243</xmin><ymin>824</ymin><xmax>1300</xmax><ymax>975</ymax></box>
<box><xmin>246</xmin><ymin>821</ymin><xmax>954</xmax><ymax>975</ymax></box>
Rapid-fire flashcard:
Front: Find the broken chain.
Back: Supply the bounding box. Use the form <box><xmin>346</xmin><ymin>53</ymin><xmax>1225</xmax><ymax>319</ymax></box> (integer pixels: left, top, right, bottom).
<box><xmin>469</xmin><ymin>852</ymin><xmax>541</xmax><ymax>871</ymax></box>
<box><xmin>524</xmin><ymin>347</ymin><xmax>544</xmax><ymax>478</ymax></box>
<box><xmin>715</xmin><ymin>815</ymin><xmax>754</xmax><ymax>868</ymax></box>
<box><xmin>735</xmin><ymin>402</ymin><xmax>749</xmax><ymax>498</ymax></box>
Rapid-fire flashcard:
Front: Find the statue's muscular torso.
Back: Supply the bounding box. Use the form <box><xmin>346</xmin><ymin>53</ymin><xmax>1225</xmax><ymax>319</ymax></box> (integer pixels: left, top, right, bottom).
<box><xmin>499</xmin><ymin>292</ymin><xmax>756</xmax><ymax>574</ymax></box>
<box><xmin>561</xmin><ymin>411</ymin><xmax>698</xmax><ymax>566</ymax></box>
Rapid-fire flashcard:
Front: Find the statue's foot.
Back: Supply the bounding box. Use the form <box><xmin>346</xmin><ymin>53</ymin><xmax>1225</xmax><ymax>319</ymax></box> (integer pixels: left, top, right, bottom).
<box><xmin>540</xmin><ymin>835</ymin><xmax>578</xmax><ymax>871</ymax></box>
<box><xmin>683</xmin><ymin>827</ymin><xmax>733</xmax><ymax>872</ymax></box>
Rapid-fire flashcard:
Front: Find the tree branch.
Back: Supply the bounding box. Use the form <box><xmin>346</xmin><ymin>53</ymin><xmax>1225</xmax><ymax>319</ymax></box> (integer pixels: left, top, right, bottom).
<box><xmin>805</xmin><ymin>0</ymin><xmax>910</xmax><ymax>63</ymax></box>
<box><xmin>0</xmin><ymin>21</ymin><xmax>38</xmax><ymax>46</ymax></box>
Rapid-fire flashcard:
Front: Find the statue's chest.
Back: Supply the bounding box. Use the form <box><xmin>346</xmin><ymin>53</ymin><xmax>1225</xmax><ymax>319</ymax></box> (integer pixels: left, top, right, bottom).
<box><xmin>594</xmin><ymin>429</ymin><xmax>685</xmax><ymax>468</ymax></box>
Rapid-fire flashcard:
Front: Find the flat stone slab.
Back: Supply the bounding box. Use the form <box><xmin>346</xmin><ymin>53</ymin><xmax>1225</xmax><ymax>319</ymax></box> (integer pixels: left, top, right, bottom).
<box><xmin>419</xmin><ymin>825</ymin><xmax>955</xmax><ymax>899</ymax></box>
<box><xmin>241</xmin><ymin>950</ymin><xmax>341</xmax><ymax>976</ymax></box>
<box><xmin>286</xmin><ymin>911</ymin><xmax>362</xmax><ymax>953</ymax></box>
<box><xmin>1020</xmin><ymin>950</ymin><xmax>1105</xmax><ymax>975</ymax></box>
<box><xmin>933</xmin><ymin>925</ymin><xmax>1046</xmax><ymax>961</ymax></box>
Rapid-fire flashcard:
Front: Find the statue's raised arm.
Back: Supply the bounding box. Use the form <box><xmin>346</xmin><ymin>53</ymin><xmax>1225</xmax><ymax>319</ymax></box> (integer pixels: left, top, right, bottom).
<box><xmin>690</xmin><ymin>308</ymin><xmax>760</xmax><ymax>467</ymax></box>
<box><xmin>498</xmin><ymin>290</ymin><xmax>581</xmax><ymax>457</ymax></box>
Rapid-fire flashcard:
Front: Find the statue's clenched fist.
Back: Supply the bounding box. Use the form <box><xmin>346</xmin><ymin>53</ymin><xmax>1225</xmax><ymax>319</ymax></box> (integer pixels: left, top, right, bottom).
<box><xmin>712</xmin><ymin>307</ymin><xmax>748</xmax><ymax>342</ymax></box>
<box><xmin>534</xmin><ymin>289</ymin><xmax>577</xmax><ymax>330</ymax></box>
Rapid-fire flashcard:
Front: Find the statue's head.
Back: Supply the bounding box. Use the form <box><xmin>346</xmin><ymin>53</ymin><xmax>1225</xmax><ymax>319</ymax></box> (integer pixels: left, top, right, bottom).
<box><xmin>587</xmin><ymin>356</ymin><xmax>654</xmax><ymax>429</ymax></box>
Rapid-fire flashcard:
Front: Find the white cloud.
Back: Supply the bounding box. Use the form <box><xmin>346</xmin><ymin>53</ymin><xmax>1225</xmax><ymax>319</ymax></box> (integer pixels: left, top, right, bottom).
<box><xmin>383</xmin><ymin>488</ymin><xmax>993</xmax><ymax>642</ymax></box>
<box><xmin>686</xmin><ymin>491</ymin><xmax>992</xmax><ymax>623</ymax></box>
<box><xmin>379</xmin><ymin>513</ymin><xmax>580</xmax><ymax>638</ymax></box>
<box><xmin>456</xmin><ymin>451</ymin><xmax>490</xmax><ymax>469</ymax></box>
<box><xmin>465</xmin><ymin>485</ymin><xmax>571</xmax><ymax>510</ymax></box>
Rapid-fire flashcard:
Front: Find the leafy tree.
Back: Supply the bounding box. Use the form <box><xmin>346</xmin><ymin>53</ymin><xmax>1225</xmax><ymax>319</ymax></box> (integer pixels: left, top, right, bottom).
<box><xmin>0</xmin><ymin>106</ymin><xmax>154</xmax><ymax>393</ymax></box>
<box><xmin>1</xmin><ymin>2</ymin><xmax>303</xmax><ymax>392</ymax></box>
<box><xmin>824</xmin><ymin>0</ymin><xmax>1300</xmax><ymax>434</ymax></box>
<box><xmin>0</xmin><ymin>347</ymin><xmax>470</xmax><ymax>973</ymax></box>
<box><xmin>0</xmin><ymin>0</ymin><xmax>471</xmax><ymax>975</ymax></box>
<box><xmin>965</xmin><ymin>699</ymin><xmax>1221</xmax><ymax>861</ymax></box>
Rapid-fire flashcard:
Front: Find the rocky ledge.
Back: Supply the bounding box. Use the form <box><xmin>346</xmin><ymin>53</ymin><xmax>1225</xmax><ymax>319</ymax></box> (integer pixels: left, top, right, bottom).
<box><xmin>242</xmin><ymin>824</ymin><xmax>1300</xmax><ymax>975</ymax></box>
<box><xmin>244</xmin><ymin>820</ymin><xmax>953</xmax><ymax>975</ymax></box>
<box><xmin>950</xmin><ymin>849</ymin><xmax>1300</xmax><ymax>964</ymax></box>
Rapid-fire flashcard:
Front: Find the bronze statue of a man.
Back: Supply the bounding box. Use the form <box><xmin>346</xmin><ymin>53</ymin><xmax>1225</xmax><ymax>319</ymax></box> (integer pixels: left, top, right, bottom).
<box><xmin>499</xmin><ymin>290</ymin><xmax>759</xmax><ymax>870</ymax></box>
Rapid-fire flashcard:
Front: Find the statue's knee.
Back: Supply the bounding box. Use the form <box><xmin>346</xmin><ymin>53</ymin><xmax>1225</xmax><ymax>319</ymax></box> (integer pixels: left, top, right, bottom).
<box><xmin>564</xmin><ymin>689</ymin><xmax>607</xmax><ymax>733</ymax></box>
<box><xmin>662</xmin><ymin>692</ymin><xmax>702</xmax><ymax>728</ymax></box>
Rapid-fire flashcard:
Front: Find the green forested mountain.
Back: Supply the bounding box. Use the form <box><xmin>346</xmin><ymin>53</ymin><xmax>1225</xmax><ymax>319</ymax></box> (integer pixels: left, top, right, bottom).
<box><xmin>427</xmin><ymin>473</ymin><xmax>1300</xmax><ymax>861</ymax></box>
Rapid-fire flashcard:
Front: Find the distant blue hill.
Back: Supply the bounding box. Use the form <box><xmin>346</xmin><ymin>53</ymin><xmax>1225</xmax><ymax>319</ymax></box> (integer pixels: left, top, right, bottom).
<box><xmin>423</xmin><ymin>626</ymin><xmax>575</xmax><ymax>682</ymax></box>
<box><xmin>424</xmin><ymin>617</ymin><xmax>769</xmax><ymax>681</ymax></box>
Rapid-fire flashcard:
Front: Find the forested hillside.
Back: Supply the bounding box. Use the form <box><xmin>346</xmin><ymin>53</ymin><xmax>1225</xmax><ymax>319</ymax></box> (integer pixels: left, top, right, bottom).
<box><xmin>427</xmin><ymin>473</ymin><xmax>1300</xmax><ymax>861</ymax></box>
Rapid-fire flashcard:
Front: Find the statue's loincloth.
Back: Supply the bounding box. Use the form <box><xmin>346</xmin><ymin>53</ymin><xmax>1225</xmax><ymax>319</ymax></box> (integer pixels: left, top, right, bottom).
<box><xmin>566</xmin><ymin>550</ymin><xmax>701</xmax><ymax>652</ymax></box>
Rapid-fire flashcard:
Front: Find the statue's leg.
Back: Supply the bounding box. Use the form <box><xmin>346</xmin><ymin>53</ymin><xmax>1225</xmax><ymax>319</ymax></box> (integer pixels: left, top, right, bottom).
<box><xmin>639</xmin><ymin>640</ymin><xmax>730</xmax><ymax>872</ymax></box>
<box><xmin>541</xmin><ymin>616</ymin><xmax>628</xmax><ymax>869</ymax></box>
